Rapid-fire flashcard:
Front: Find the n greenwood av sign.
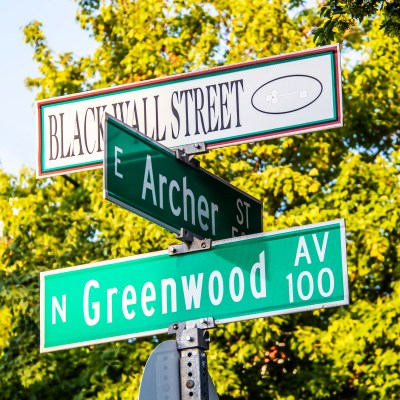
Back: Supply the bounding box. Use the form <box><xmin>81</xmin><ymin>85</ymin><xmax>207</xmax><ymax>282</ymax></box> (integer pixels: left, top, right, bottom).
<box><xmin>40</xmin><ymin>220</ymin><xmax>348</xmax><ymax>352</ymax></box>
<box><xmin>36</xmin><ymin>44</ymin><xmax>342</xmax><ymax>177</ymax></box>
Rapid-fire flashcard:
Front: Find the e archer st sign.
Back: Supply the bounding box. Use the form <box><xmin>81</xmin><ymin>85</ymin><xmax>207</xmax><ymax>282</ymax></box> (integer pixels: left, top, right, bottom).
<box><xmin>36</xmin><ymin>44</ymin><xmax>342</xmax><ymax>177</ymax></box>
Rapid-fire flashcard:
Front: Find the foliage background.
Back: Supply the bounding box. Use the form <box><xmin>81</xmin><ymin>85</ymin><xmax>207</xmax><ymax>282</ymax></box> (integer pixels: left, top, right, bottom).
<box><xmin>0</xmin><ymin>0</ymin><xmax>399</xmax><ymax>398</ymax></box>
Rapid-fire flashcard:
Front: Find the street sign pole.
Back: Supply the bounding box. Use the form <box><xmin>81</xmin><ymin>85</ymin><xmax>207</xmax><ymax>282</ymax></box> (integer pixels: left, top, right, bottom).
<box><xmin>138</xmin><ymin>337</ymin><xmax>219</xmax><ymax>400</ymax></box>
<box><xmin>168</xmin><ymin>318</ymin><xmax>217</xmax><ymax>400</ymax></box>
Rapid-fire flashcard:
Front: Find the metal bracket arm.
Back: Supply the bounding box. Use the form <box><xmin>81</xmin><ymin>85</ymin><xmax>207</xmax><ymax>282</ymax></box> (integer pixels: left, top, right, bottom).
<box><xmin>174</xmin><ymin>143</ymin><xmax>207</xmax><ymax>166</ymax></box>
<box><xmin>168</xmin><ymin>228</ymin><xmax>211</xmax><ymax>256</ymax></box>
<box><xmin>168</xmin><ymin>318</ymin><xmax>216</xmax><ymax>350</ymax></box>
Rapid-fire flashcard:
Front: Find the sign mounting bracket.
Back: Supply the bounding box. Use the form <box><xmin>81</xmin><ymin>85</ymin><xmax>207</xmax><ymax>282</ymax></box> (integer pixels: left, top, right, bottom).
<box><xmin>169</xmin><ymin>228</ymin><xmax>211</xmax><ymax>256</ymax></box>
<box><xmin>174</xmin><ymin>143</ymin><xmax>207</xmax><ymax>166</ymax></box>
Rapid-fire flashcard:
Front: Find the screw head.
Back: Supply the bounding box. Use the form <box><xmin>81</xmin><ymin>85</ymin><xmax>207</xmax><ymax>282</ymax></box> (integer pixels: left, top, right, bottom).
<box><xmin>186</xmin><ymin>380</ymin><xmax>195</xmax><ymax>389</ymax></box>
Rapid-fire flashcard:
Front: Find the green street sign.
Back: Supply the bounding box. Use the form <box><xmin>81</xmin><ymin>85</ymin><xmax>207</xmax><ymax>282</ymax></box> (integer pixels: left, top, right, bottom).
<box><xmin>40</xmin><ymin>219</ymin><xmax>348</xmax><ymax>352</ymax></box>
<box><xmin>104</xmin><ymin>115</ymin><xmax>263</xmax><ymax>240</ymax></box>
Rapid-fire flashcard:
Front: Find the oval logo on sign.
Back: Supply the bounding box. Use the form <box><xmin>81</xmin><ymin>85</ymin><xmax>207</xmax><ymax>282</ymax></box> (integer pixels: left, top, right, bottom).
<box><xmin>251</xmin><ymin>74</ymin><xmax>323</xmax><ymax>115</ymax></box>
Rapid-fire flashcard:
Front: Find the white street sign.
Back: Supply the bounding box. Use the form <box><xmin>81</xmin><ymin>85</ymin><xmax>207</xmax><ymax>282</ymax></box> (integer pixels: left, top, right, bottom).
<box><xmin>36</xmin><ymin>45</ymin><xmax>342</xmax><ymax>177</ymax></box>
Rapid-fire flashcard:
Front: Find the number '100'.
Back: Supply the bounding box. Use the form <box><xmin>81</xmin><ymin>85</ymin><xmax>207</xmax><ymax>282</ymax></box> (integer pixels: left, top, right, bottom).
<box><xmin>286</xmin><ymin>268</ymin><xmax>334</xmax><ymax>303</ymax></box>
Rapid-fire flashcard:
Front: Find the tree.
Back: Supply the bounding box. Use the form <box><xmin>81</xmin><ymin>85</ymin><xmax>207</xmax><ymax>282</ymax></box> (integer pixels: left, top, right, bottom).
<box><xmin>313</xmin><ymin>0</ymin><xmax>400</xmax><ymax>44</ymax></box>
<box><xmin>0</xmin><ymin>0</ymin><xmax>399</xmax><ymax>398</ymax></box>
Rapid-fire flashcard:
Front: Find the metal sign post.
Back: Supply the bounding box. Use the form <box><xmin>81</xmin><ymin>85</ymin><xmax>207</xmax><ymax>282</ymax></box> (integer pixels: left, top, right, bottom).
<box><xmin>168</xmin><ymin>318</ymin><xmax>217</xmax><ymax>400</ymax></box>
<box><xmin>167</xmin><ymin>235</ymin><xmax>218</xmax><ymax>400</ymax></box>
<box><xmin>138</xmin><ymin>338</ymin><xmax>219</xmax><ymax>400</ymax></box>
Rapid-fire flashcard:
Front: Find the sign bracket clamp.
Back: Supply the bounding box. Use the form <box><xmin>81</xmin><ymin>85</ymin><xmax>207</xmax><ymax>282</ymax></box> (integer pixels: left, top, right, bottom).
<box><xmin>174</xmin><ymin>143</ymin><xmax>207</xmax><ymax>167</ymax></box>
<box><xmin>168</xmin><ymin>317</ymin><xmax>217</xmax><ymax>400</ymax></box>
<box><xmin>168</xmin><ymin>228</ymin><xmax>211</xmax><ymax>256</ymax></box>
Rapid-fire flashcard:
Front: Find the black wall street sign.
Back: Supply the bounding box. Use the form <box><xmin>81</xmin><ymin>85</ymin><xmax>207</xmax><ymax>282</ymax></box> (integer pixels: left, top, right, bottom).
<box><xmin>36</xmin><ymin>44</ymin><xmax>342</xmax><ymax>177</ymax></box>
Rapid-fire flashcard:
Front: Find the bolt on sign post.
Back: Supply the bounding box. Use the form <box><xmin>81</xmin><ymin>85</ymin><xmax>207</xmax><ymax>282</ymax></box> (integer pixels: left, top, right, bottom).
<box><xmin>40</xmin><ymin>219</ymin><xmax>348</xmax><ymax>353</ymax></box>
<box><xmin>36</xmin><ymin>44</ymin><xmax>342</xmax><ymax>177</ymax></box>
<box><xmin>103</xmin><ymin>115</ymin><xmax>263</xmax><ymax>241</ymax></box>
